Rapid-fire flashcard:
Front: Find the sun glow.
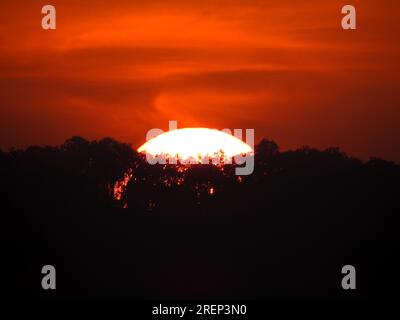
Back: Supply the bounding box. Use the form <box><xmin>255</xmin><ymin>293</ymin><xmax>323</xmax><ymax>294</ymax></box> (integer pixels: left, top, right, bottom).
<box><xmin>138</xmin><ymin>128</ymin><xmax>253</xmax><ymax>162</ymax></box>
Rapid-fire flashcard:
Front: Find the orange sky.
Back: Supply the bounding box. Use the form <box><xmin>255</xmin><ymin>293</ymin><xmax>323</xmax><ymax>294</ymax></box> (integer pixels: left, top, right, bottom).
<box><xmin>1</xmin><ymin>0</ymin><xmax>399</xmax><ymax>161</ymax></box>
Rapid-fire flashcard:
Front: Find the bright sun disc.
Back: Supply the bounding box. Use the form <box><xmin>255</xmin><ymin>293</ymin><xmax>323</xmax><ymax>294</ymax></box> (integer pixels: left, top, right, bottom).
<box><xmin>138</xmin><ymin>128</ymin><xmax>253</xmax><ymax>161</ymax></box>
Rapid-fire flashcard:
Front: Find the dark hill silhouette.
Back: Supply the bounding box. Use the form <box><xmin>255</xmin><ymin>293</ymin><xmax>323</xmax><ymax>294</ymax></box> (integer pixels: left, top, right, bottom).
<box><xmin>2</xmin><ymin>137</ymin><xmax>399</xmax><ymax>299</ymax></box>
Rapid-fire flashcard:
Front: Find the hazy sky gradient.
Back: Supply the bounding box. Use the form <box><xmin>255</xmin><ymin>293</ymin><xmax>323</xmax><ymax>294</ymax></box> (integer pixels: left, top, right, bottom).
<box><xmin>1</xmin><ymin>0</ymin><xmax>399</xmax><ymax>161</ymax></box>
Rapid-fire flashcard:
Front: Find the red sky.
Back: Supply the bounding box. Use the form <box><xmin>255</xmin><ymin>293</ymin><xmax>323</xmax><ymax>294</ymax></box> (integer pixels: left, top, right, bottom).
<box><xmin>1</xmin><ymin>0</ymin><xmax>399</xmax><ymax>161</ymax></box>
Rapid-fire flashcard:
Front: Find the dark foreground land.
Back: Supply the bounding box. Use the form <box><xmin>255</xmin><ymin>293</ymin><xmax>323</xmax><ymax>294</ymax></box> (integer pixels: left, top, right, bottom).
<box><xmin>2</xmin><ymin>137</ymin><xmax>399</xmax><ymax>299</ymax></box>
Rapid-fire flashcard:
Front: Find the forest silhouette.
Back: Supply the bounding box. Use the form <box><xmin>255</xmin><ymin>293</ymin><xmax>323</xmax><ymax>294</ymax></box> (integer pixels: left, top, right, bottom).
<box><xmin>2</xmin><ymin>136</ymin><xmax>399</xmax><ymax>299</ymax></box>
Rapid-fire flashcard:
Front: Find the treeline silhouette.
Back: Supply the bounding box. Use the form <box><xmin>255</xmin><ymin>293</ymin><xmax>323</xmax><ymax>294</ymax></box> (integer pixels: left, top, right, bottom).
<box><xmin>2</xmin><ymin>136</ymin><xmax>399</xmax><ymax>299</ymax></box>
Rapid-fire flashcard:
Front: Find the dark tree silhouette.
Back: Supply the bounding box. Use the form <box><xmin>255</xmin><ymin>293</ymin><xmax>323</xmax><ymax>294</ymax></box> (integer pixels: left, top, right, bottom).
<box><xmin>2</xmin><ymin>136</ymin><xmax>399</xmax><ymax>299</ymax></box>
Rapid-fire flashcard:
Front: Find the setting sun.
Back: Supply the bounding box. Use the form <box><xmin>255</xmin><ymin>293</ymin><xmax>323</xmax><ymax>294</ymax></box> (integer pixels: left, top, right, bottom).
<box><xmin>138</xmin><ymin>128</ymin><xmax>253</xmax><ymax>161</ymax></box>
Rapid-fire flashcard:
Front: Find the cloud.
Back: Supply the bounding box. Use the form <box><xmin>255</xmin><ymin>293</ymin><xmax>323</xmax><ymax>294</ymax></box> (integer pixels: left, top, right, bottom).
<box><xmin>0</xmin><ymin>0</ymin><xmax>400</xmax><ymax>161</ymax></box>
